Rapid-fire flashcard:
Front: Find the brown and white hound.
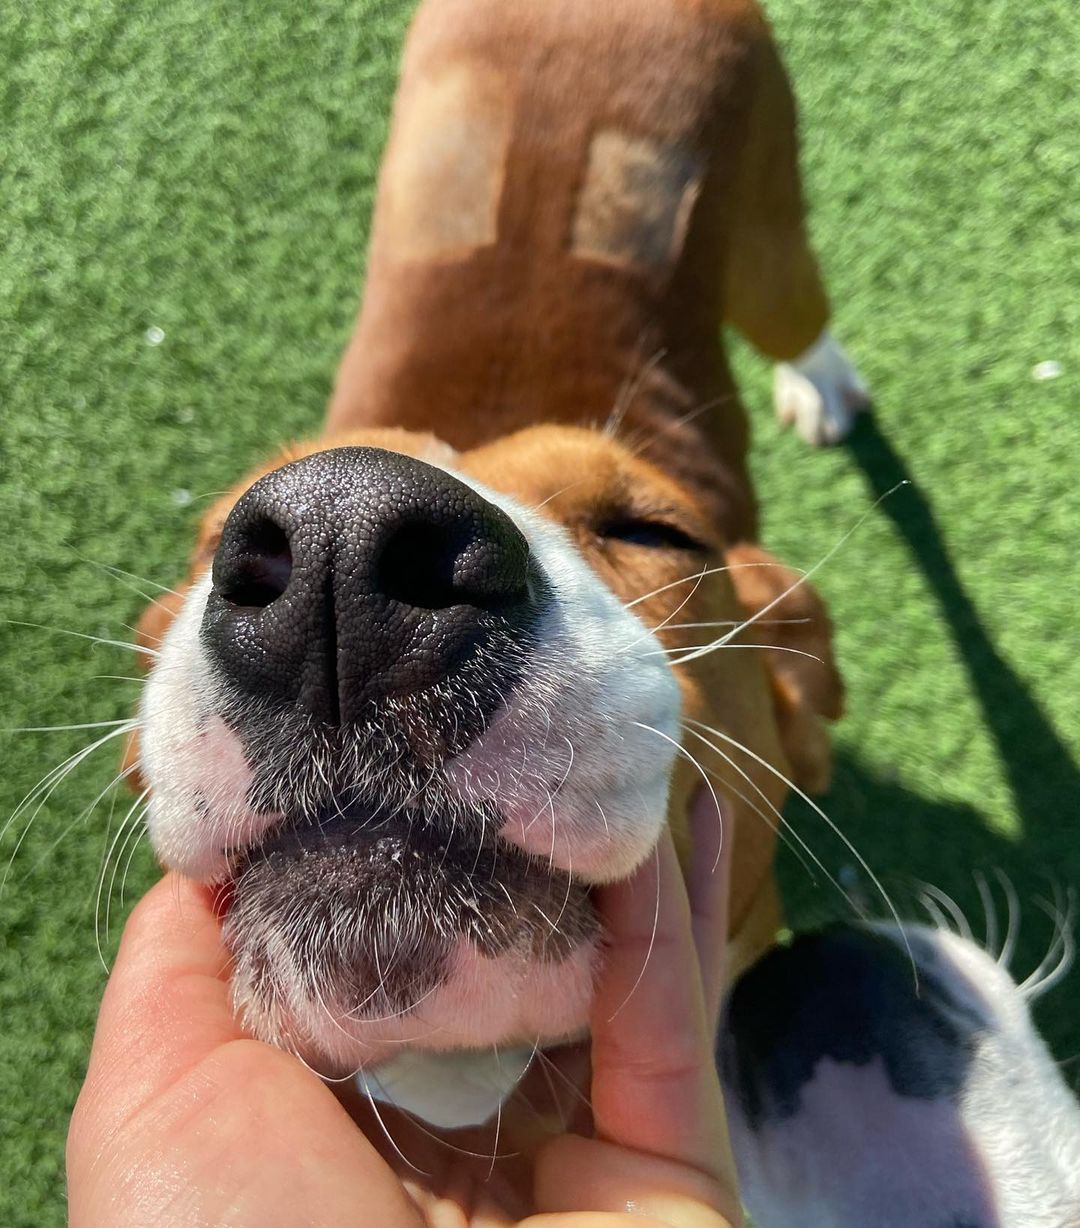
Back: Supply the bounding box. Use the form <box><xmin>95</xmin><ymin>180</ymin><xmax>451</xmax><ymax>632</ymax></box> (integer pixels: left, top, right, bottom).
<box><xmin>124</xmin><ymin>3</ymin><xmax>1079</xmax><ymax>1223</ymax></box>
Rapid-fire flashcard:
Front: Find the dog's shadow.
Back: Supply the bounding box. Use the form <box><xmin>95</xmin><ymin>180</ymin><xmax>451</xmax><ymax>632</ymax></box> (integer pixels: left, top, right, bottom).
<box><xmin>778</xmin><ymin>414</ymin><xmax>1080</xmax><ymax>1066</ymax></box>
<box><xmin>845</xmin><ymin>414</ymin><xmax>1080</xmax><ymax>828</ymax></box>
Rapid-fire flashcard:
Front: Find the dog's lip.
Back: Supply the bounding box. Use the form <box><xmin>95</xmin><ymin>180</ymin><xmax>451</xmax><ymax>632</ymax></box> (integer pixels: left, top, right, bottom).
<box><xmin>226</xmin><ymin>796</ymin><xmax>573</xmax><ymax>889</ymax></box>
<box><xmin>238</xmin><ymin>801</ymin><xmax>408</xmax><ymax>863</ymax></box>
<box><xmin>221</xmin><ymin>797</ymin><xmax>603</xmax><ymax>966</ymax></box>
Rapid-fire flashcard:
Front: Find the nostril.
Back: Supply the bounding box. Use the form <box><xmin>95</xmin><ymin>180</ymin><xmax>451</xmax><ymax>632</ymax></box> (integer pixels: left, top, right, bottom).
<box><xmin>219</xmin><ymin>518</ymin><xmax>293</xmax><ymax>608</ymax></box>
<box><xmin>377</xmin><ymin>515</ymin><xmax>532</xmax><ymax>613</ymax></box>
<box><xmin>378</xmin><ymin>521</ymin><xmax>466</xmax><ymax>610</ymax></box>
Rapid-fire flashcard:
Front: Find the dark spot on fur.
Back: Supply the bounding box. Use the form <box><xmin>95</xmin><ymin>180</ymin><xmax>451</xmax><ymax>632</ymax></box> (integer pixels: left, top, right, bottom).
<box><xmin>719</xmin><ymin>925</ymin><xmax>986</xmax><ymax>1130</ymax></box>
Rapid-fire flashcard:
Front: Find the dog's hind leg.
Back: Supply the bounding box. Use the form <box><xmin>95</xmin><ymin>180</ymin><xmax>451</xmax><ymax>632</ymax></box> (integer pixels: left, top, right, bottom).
<box><xmin>722</xmin><ymin>32</ymin><xmax>870</xmax><ymax>446</ymax></box>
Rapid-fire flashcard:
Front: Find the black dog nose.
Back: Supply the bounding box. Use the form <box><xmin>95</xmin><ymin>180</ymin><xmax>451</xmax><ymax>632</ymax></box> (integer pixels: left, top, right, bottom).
<box><xmin>202</xmin><ymin>447</ymin><xmax>546</xmax><ymax>725</ymax></box>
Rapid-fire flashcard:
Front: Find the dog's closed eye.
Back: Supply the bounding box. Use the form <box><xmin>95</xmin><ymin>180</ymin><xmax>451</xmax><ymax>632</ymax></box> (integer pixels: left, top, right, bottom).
<box><xmin>598</xmin><ymin>517</ymin><xmax>707</xmax><ymax>552</ymax></box>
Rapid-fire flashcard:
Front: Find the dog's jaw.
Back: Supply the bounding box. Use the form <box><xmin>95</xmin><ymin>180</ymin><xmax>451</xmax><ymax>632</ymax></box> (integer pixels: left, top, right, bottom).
<box><xmin>138</xmin><ymin>464</ymin><xmax>681</xmax><ymax>1071</ymax></box>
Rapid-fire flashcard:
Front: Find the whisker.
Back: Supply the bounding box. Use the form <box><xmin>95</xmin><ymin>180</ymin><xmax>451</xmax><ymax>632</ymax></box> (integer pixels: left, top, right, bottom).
<box><xmin>3</xmin><ymin>720</ymin><xmax>135</xmax><ymax>839</ymax></box>
<box><xmin>680</xmin><ymin>723</ymin><xmax>851</xmax><ymax>906</ymax></box>
<box><xmin>604</xmin><ymin>345</ymin><xmax>667</xmax><ymax>439</ymax></box>
<box><xmin>627</xmin><ymin>563</ymin><xmax>711</xmax><ymax>648</ymax></box>
<box><xmin>684</xmin><ymin>717</ymin><xmax>913</xmax><ymax>980</ymax></box>
<box><xmin>2</xmin><ymin>722</ymin><xmax>138</xmax><ymax>883</ymax></box>
<box><xmin>994</xmin><ymin>868</ymin><xmax>1021</xmax><ymax>969</ymax></box>
<box><xmin>3</xmin><ymin>619</ymin><xmax>156</xmax><ymax>658</ymax></box>
<box><xmin>525</xmin><ymin>1043</ymin><xmax>569</xmax><ymax>1134</ymax></box>
<box><xmin>106</xmin><ymin>803</ymin><xmax>149</xmax><ymax>926</ymax></box>
<box><xmin>605</xmin><ymin>840</ymin><xmax>662</xmax><ymax>1023</ymax></box>
<box><xmin>118</xmin><ymin>824</ymin><xmax>151</xmax><ymax>908</ymax></box>
<box><xmin>93</xmin><ymin>562</ymin><xmax>182</xmax><ymax>603</ymax></box>
<box><xmin>633</xmin><ymin>721</ymin><xmax>724</xmax><ymax>871</ymax></box>
<box><xmin>6</xmin><ymin>719</ymin><xmax>137</xmax><ymax>734</ymax></box>
<box><xmin>534</xmin><ymin>477</ymin><xmax>590</xmax><ymax>511</ymax></box>
<box><xmin>622</xmin><ymin>390</ymin><xmax>738</xmax><ymax>460</ymax></box>
<box><xmin>67</xmin><ymin>550</ymin><xmax>183</xmax><ymax>599</ymax></box>
<box><xmin>487</xmin><ymin>1044</ymin><xmax>504</xmax><ymax>1181</ymax></box>
<box><xmin>18</xmin><ymin>762</ymin><xmax>138</xmax><ymax>886</ymax></box>
<box><xmin>675</xmin><ymin>482</ymin><xmax>909</xmax><ymax>665</ymax></box>
<box><xmin>531</xmin><ymin>1045</ymin><xmax>593</xmax><ymax>1116</ymax></box>
<box><xmin>974</xmin><ymin>871</ymin><xmax>999</xmax><ymax>958</ymax></box>
<box><xmin>103</xmin><ymin>796</ymin><xmax>151</xmax><ymax>951</ymax></box>
<box><xmin>95</xmin><ymin>788</ymin><xmax>150</xmax><ymax>972</ymax></box>
<box><xmin>1020</xmin><ymin>887</ymin><xmax>1076</xmax><ymax>1000</ymax></box>
<box><xmin>657</xmin><ymin>618</ymin><xmax>812</xmax><ymax>631</ymax></box>
<box><xmin>918</xmin><ymin>883</ymin><xmax>973</xmax><ymax>942</ymax></box>
<box><xmin>918</xmin><ymin>891</ymin><xmax>954</xmax><ymax>934</ymax></box>
<box><xmin>653</xmin><ymin>642</ymin><xmax>825</xmax><ymax>666</ymax></box>
<box><xmin>625</xmin><ymin>561</ymin><xmax>805</xmax><ymax>611</ymax></box>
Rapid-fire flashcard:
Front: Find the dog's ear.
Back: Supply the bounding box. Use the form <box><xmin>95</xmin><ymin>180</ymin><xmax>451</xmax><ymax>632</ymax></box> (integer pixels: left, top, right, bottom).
<box><xmin>725</xmin><ymin>542</ymin><xmax>843</xmax><ymax>794</ymax></box>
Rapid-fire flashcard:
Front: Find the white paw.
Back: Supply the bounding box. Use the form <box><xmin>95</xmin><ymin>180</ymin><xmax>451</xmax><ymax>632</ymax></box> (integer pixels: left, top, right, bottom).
<box><xmin>774</xmin><ymin>331</ymin><xmax>871</xmax><ymax>447</ymax></box>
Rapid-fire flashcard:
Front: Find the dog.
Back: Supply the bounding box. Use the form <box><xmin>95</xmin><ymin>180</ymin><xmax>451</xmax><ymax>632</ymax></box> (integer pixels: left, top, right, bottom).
<box><xmin>119</xmin><ymin>2</ymin><xmax>1080</xmax><ymax>1219</ymax></box>
<box><xmin>722</xmin><ymin>914</ymin><xmax>1080</xmax><ymax>1227</ymax></box>
<box><xmin>128</xmin><ymin>0</ymin><xmax>857</xmax><ymax>1111</ymax></box>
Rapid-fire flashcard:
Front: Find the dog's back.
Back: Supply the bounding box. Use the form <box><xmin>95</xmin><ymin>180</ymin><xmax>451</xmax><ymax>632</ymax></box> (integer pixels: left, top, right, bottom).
<box><xmin>328</xmin><ymin>0</ymin><xmax>829</xmax><ymax>541</ymax></box>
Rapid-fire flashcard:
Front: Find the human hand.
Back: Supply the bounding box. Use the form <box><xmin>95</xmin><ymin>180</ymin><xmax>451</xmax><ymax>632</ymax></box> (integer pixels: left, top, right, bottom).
<box><xmin>68</xmin><ymin>793</ymin><xmax>742</xmax><ymax>1227</ymax></box>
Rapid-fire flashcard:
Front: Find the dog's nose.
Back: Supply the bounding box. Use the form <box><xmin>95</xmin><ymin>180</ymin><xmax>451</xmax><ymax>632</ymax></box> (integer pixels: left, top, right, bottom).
<box><xmin>202</xmin><ymin>447</ymin><xmax>545</xmax><ymax>725</ymax></box>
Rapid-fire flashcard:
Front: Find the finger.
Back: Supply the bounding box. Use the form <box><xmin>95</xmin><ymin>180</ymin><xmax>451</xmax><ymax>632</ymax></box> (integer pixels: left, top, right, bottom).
<box><xmin>532</xmin><ymin>837</ymin><xmax>743</xmax><ymax>1224</ymax></box>
<box><xmin>73</xmin><ymin>872</ymin><xmax>242</xmax><ymax>1138</ymax></box>
<box><xmin>585</xmin><ymin>830</ymin><xmax>739</xmax><ymax>1188</ymax></box>
<box><xmin>70</xmin><ymin>874</ymin><xmax>426</xmax><ymax>1227</ymax></box>
<box><xmin>684</xmin><ymin>784</ymin><xmax>734</xmax><ymax>1029</ymax></box>
<box><xmin>531</xmin><ymin>1137</ymin><xmax>738</xmax><ymax>1227</ymax></box>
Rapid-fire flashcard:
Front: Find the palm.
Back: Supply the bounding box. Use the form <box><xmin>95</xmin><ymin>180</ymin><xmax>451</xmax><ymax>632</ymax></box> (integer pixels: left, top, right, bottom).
<box><xmin>70</xmin><ymin>823</ymin><xmax>741</xmax><ymax>1227</ymax></box>
<box><xmin>334</xmin><ymin>1045</ymin><xmax>595</xmax><ymax>1221</ymax></box>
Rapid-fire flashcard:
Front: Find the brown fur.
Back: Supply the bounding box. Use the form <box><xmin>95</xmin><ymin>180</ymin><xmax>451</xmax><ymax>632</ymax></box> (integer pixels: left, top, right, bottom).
<box><xmin>129</xmin><ymin>0</ymin><xmax>841</xmax><ymax>971</ymax></box>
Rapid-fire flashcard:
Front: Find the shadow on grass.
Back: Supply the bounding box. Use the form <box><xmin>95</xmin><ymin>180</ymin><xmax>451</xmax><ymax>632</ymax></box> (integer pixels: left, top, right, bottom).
<box><xmin>842</xmin><ymin>413</ymin><xmax>1080</xmax><ymax>829</ymax></box>
<box><xmin>778</xmin><ymin>414</ymin><xmax>1079</xmax><ymax>1063</ymax></box>
<box><xmin>780</xmin><ymin>749</ymin><xmax>1078</xmax><ymax>1068</ymax></box>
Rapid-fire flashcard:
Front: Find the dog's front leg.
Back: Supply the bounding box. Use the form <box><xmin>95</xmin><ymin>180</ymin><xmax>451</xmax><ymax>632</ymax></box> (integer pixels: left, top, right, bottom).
<box><xmin>720</xmin><ymin>28</ymin><xmax>871</xmax><ymax>446</ymax></box>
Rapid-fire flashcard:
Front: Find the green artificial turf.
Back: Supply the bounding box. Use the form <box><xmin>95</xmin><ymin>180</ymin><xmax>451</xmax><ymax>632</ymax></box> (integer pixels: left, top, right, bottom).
<box><xmin>2</xmin><ymin>0</ymin><xmax>1077</xmax><ymax>1220</ymax></box>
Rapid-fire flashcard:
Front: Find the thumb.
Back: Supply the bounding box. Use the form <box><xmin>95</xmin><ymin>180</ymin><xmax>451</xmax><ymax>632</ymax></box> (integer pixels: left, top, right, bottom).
<box><xmin>529</xmin><ymin>831</ymin><xmax>742</xmax><ymax>1226</ymax></box>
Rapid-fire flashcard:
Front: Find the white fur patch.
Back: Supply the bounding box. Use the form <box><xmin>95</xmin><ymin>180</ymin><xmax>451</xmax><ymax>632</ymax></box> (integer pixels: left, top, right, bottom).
<box><xmin>139</xmin><ymin>574</ymin><xmax>282</xmax><ymax>883</ymax></box>
<box><xmin>773</xmin><ymin>330</ymin><xmax>871</xmax><ymax>446</ymax></box>
<box><xmin>730</xmin><ymin>923</ymin><xmax>1080</xmax><ymax>1228</ymax></box>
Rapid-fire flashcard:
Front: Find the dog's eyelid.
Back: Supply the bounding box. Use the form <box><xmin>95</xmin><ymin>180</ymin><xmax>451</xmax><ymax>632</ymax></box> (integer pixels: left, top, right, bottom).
<box><xmin>597</xmin><ymin>515</ymin><xmax>709</xmax><ymax>552</ymax></box>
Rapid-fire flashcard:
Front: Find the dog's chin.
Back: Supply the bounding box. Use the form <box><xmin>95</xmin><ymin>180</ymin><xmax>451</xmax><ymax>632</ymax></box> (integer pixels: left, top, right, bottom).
<box><xmin>222</xmin><ymin>797</ymin><xmax>603</xmax><ymax>1074</ymax></box>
